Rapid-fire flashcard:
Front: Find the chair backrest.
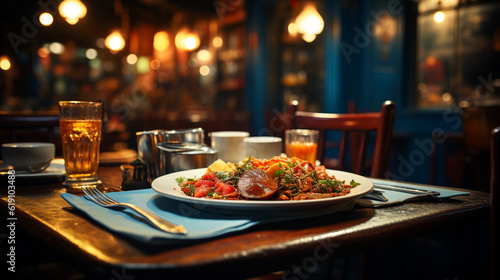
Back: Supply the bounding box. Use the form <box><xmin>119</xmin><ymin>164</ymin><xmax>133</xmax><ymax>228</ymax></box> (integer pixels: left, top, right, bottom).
<box><xmin>491</xmin><ymin>126</ymin><xmax>500</xmax><ymax>280</ymax></box>
<box><xmin>286</xmin><ymin>101</ymin><xmax>396</xmax><ymax>178</ymax></box>
<box><xmin>0</xmin><ymin>111</ymin><xmax>61</xmax><ymax>154</ymax></box>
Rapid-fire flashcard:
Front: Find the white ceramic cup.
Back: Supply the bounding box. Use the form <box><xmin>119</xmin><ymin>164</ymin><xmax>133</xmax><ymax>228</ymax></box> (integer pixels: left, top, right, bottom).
<box><xmin>1</xmin><ymin>142</ymin><xmax>55</xmax><ymax>172</ymax></box>
<box><xmin>244</xmin><ymin>136</ymin><xmax>282</xmax><ymax>159</ymax></box>
<box><xmin>210</xmin><ymin>131</ymin><xmax>249</xmax><ymax>163</ymax></box>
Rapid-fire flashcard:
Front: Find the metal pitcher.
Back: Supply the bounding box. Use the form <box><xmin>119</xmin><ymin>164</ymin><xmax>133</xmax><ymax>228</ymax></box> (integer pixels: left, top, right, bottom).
<box><xmin>136</xmin><ymin>127</ymin><xmax>206</xmax><ymax>182</ymax></box>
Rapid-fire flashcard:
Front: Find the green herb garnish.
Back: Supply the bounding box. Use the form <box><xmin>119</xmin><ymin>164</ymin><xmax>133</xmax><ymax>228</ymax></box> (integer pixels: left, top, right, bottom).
<box><xmin>175</xmin><ymin>177</ymin><xmax>186</xmax><ymax>186</ymax></box>
<box><xmin>350</xmin><ymin>179</ymin><xmax>360</xmax><ymax>187</ymax></box>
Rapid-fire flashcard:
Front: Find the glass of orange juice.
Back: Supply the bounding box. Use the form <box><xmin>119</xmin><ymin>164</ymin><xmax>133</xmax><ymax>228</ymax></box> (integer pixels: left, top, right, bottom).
<box><xmin>59</xmin><ymin>101</ymin><xmax>103</xmax><ymax>189</ymax></box>
<box><xmin>285</xmin><ymin>129</ymin><xmax>319</xmax><ymax>164</ymax></box>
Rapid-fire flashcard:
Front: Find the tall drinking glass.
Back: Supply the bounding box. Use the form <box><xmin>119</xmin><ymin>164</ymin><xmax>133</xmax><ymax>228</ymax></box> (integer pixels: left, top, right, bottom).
<box><xmin>59</xmin><ymin>101</ymin><xmax>103</xmax><ymax>189</ymax></box>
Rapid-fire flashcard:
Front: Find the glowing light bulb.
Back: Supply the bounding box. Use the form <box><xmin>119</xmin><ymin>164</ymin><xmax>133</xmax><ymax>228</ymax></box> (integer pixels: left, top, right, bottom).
<box><xmin>39</xmin><ymin>13</ymin><xmax>54</xmax><ymax>26</ymax></box>
<box><xmin>434</xmin><ymin>11</ymin><xmax>445</xmax><ymax>23</ymax></box>
<box><xmin>295</xmin><ymin>3</ymin><xmax>324</xmax><ymax>35</ymax></box>
<box><xmin>185</xmin><ymin>36</ymin><xmax>199</xmax><ymax>50</ymax></box>
<box><xmin>59</xmin><ymin>0</ymin><xmax>87</xmax><ymax>25</ymax></box>
<box><xmin>175</xmin><ymin>29</ymin><xmax>200</xmax><ymax>51</ymax></box>
<box><xmin>0</xmin><ymin>56</ymin><xmax>11</xmax><ymax>71</ymax></box>
<box><xmin>105</xmin><ymin>31</ymin><xmax>125</xmax><ymax>52</ymax></box>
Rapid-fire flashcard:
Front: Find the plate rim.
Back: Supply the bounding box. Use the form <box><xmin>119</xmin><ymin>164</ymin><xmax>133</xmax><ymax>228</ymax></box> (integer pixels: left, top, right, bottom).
<box><xmin>0</xmin><ymin>158</ymin><xmax>65</xmax><ymax>178</ymax></box>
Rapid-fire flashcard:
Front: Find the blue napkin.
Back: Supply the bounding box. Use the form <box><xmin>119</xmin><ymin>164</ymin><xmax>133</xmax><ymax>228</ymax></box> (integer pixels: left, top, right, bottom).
<box><xmin>357</xmin><ymin>179</ymin><xmax>470</xmax><ymax>208</ymax></box>
<box><xmin>61</xmin><ymin>189</ymin><xmax>354</xmax><ymax>245</ymax></box>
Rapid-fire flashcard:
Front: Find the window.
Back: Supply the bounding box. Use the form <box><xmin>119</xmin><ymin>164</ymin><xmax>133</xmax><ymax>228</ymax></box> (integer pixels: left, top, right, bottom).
<box><xmin>415</xmin><ymin>0</ymin><xmax>500</xmax><ymax>109</ymax></box>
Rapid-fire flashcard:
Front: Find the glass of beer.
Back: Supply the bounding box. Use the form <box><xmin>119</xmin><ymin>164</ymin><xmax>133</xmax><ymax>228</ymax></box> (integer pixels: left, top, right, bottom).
<box><xmin>59</xmin><ymin>101</ymin><xmax>103</xmax><ymax>188</ymax></box>
<box><xmin>285</xmin><ymin>129</ymin><xmax>319</xmax><ymax>164</ymax></box>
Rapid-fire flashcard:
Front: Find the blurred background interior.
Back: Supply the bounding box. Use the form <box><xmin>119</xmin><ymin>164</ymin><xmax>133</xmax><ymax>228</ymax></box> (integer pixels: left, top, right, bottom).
<box><xmin>1</xmin><ymin>0</ymin><xmax>500</xmax><ymax>191</ymax></box>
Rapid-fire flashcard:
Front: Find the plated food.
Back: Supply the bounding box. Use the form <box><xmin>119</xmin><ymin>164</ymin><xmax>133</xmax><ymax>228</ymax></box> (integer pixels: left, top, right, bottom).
<box><xmin>175</xmin><ymin>156</ymin><xmax>359</xmax><ymax>201</ymax></box>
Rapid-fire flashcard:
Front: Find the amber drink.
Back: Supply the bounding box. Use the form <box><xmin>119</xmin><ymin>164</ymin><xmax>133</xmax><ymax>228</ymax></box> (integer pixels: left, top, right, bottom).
<box><xmin>285</xmin><ymin>129</ymin><xmax>319</xmax><ymax>164</ymax></box>
<box><xmin>59</xmin><ymin>101</ymin><xmax>102</xmax><ymax>188</ymax></box>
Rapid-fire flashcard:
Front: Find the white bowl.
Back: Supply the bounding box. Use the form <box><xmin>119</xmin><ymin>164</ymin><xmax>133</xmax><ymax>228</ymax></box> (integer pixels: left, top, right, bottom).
<box><xmin>244</xmin><ymin>136</ymin><xmax>282</xmax><ymax>159</ymax></box>
<box><xmin>1</xmin><ymin>142</ymin><xmax>55</xmax><ymax>173</ymax></box>
<box><xmin>210</xmin><ymin>131</ymin><xmax>249</xmax><ymax>162</ymax></box>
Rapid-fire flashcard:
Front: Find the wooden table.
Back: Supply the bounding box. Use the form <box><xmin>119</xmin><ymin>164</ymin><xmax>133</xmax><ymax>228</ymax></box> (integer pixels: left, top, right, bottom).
<box><xmin>1</xmin><ymin>165</ymin><xmax>490</xmax><ymax>279</ymax></box>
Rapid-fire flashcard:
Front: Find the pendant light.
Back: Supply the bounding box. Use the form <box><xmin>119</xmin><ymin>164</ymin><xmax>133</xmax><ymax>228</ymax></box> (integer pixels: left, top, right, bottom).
<box><xmin>434</xmin><ymin>1</ymin><xmax>445</xmax><ymax>23</ymax></box>
<box><xmin>105</xmin><ymin>30</ymin><xmax>126</xmax><ymax>52</ymax></box>
<box><xmin>295</xmin><ymin>2</ymin><xmax>324</xmax><ymax>42</ymax></box>
<box><xmin>58</xmin><ymin>0</ymin><xmax>87</xmax><ymax>25</ymax></box>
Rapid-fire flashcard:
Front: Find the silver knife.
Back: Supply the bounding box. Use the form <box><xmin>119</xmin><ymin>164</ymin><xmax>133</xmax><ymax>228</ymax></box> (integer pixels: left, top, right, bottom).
<box><xmin>374</xmin><ymin>184</ymin><xmax>441</xmax><ymax>196</ymax></box>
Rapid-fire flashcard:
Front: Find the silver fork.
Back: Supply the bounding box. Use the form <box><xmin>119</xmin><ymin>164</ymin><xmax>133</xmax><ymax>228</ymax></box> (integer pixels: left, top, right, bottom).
<box><xmin>81</xmin><ymin>186</ymin><xmax>187</xmax><ymax>235</ymax></box>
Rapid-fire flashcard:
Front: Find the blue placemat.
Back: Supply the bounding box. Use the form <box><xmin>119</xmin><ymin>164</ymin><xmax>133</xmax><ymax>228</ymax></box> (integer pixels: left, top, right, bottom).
<box><xmin>61</xmin><ymin>189</ymin><xmax>354</xmax><ymax>245</ymax></box>
<box><xmin>357</xmin><ymin>179</ymin><xmax>470</xmax><ymax>208</ymax></box>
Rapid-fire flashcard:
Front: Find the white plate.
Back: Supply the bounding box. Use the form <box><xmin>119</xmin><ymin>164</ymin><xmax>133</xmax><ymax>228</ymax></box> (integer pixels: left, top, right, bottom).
<box><xmin>152</xmin><ymin>168</ymin><xmax>374</xmax><ymax>216</ymax></box>
<box><xmin>0</xmin><ymin>158</ymin><xmax>65</xmax><ymax>179</ymax></box>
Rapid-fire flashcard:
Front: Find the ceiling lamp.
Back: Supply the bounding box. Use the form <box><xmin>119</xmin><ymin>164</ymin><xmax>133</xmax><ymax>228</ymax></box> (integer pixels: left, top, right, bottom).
<box><xmin>175</xmin><ymin>29</ymin><xmax>200</xmax><ymax>51</ymax></box>
<box><xmin>433</xmin><ymin>1</ymin><xmax>445</xmax><ymax>23</ymax></box>
<box><xmin>59</xmin><ymin>0</ymin><xmax>87</xmax><ymax>25</ymax></box>
<box><xmin>295</xmin><ymin>2</ymin><xmax>324</xmax><ymax>42</ymax></box>
<box><xmin>105</xmin><ymin>30</ymin><xmax>126</xmax><ymax>52</ymax></box>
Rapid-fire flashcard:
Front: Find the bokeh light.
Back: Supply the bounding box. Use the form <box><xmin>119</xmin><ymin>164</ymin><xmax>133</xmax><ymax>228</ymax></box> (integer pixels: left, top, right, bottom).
<box><xmin>38</xmin><ymin>47</ymin><xmax>50</xmax><ymax>58</ymax></box>
<box><xmin>434</xmin><ymin>11</ymin><xmax>445</xmax><ymax>23</ymax></box>
<box><xmin>0</xmin><ymin>56</ymin><xmax>11</xmax><ymax>71</ymax></box>
<box><xmin>49</xmin><ymin>42</ymin><xmax>65</xmax><ymax>54</ymax></box>
<box><xmin>59</xmin><ymin>0</ymin><xmax>87</xmax><ymax>25</ymax></box>
<box><xmin>213</xmin><ymin>36</ymin><xmax>223</xmax><ymax>48</ymax></box>
<box><xmin>197</xmin><ymin>49</ymin><xmax>212</xmax><ymax>62</ymax></box>
<box><xmin>85</xmin><ymin>48</ymin><xmax>98</xmax><ymax>60</ymax></box>
<box><xmin>150</xmin><ymin>59</ymin><xmax>160</xmax><ymax>70</ymax></box>
<box><xmin>136</xmin><ymin>56</ymin><xmax>150</xmax><ymax>73</ymax></box>
<box><xmin>105</xmin><ymin>31</ymin><xmax>125</xmax><ymax>52</ymax></box>
<box><xmin>199</xmin><ymin>65</ymin><xmax>210</xmax><ymax>76</ymax></box>
<box><xmin>126</xmin><ymin>54</ymin><xmax>138</xmax><ymax>64</ymax></box>
<box><xmin>39</xmin><ymin>13</ymin><xmax>54</xmax><ymax>26</ymax></box>
<box><xmin>153</xmin><ymin>31</ymin><xmax>169</xmax><ymax>52</ymax></box>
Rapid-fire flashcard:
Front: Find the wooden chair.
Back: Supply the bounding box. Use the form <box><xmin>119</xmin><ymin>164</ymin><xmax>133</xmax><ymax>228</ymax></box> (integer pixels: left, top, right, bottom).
<box><xmin>0</xmin><ymin>111</ymin><xmax>61</xmax><ymax>155</ymax></box>
<box><xmin>286</xmin><ymin>100</ymin><xmax>396</xmax><ymax>178</ymax></box>
<box><xmin>491</xmin><ymin>126</ymin><xmax>500</xmax><ymax>280</ymax></box>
